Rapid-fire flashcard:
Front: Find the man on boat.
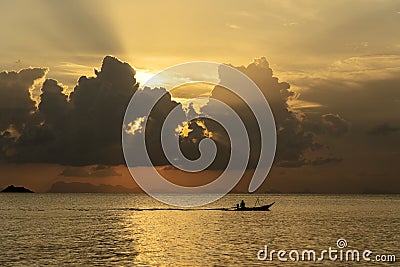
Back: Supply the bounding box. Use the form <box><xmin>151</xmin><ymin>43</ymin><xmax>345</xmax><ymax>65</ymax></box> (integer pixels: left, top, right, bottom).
<box><xmin>240</xmin><ymin>200</ymin><xmax>246</xmax><ymax>209</ymax></box>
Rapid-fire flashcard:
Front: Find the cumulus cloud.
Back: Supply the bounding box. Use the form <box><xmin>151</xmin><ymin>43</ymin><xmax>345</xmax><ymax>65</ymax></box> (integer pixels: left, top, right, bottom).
<box><xmin>0</xmin><ymin>56</ymin><xmax>188</xmax><ymax>167</ymax></box>
<box><xmin>0</xmin><ymin>68</ymin><xmax>47</xmax><ymax>130</ymax></box>
<box><xmin>1</xmin><ymin>56</ymin><xmax>139</xmax><ymax>165</ymax></box>
<box><xmin>185</xmin><ymin>57</ymin><xmax>340</xmax><ymax>168</ymax></box>
<box><xmin>0</xmin><ymin>56</ymin><xmax>345</xmax><ymax>169</ymax></box>
<box><xmin>0</xmin><ymin>68</ymin><xmax>48</xmax><ymax>160</ymax></box>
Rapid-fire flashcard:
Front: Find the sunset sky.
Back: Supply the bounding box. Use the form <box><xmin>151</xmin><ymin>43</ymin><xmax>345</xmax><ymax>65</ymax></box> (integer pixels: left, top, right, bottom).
<box><xmin>0</xmin><ymin>0</ymin><xmax>399</xmax><ymax>193</ymax></box>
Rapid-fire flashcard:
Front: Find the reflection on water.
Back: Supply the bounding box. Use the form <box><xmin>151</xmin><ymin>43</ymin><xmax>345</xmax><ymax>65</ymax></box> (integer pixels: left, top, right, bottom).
<box><xmin>0</xmin><ymin>194</ymin><xmax>399</xmax><ymax>266</ymax></box>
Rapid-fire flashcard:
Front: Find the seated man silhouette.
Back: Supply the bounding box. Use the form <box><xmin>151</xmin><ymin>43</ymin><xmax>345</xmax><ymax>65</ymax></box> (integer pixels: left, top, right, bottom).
<box><xmin>240</xmin><ymin>200</ymin><xmax>246</xmax><ymax>209</ymax></box>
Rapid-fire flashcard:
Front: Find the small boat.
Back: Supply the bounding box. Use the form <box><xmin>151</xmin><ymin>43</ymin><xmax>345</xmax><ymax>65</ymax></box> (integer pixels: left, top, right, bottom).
<box><xmin>234</xmin><ymin>202</ymin><xmax>275</xmax><ymax>211</ymax></box>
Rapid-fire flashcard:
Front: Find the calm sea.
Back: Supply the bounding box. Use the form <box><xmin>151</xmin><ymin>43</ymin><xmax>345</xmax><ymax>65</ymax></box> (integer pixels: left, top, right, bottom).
<box><xmin>0</xmin><ymin>194</ymin><xmax>399</xmax><ymax>266</ymax></box>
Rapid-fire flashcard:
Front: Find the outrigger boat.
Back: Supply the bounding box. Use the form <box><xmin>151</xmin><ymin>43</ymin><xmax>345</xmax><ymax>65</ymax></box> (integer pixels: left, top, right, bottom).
<box><xmin>233</xmin><ymin>198</ymin><xmax>275</xmax><ymax>211</ymax></box>
<box><xmin>234</xmin><ymin>202</ymin><xmax>275</xmax><ymax>211</ymax></box>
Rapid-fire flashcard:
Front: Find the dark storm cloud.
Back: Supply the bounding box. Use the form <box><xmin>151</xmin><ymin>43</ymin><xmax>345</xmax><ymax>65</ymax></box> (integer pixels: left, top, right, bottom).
<box><xmin>186</xmin><ymin>57</ymin><xmax>340</xmax><ymax>168</ymax></box>
<box><xmin>1</xmin><ymin>56</ymin><xmax>139</xmax><ymax>165</ymax></box>
<box><xmin>368</xmin><ymin>123</ymin><xmax>400</xmax><ymax>136</ymax></box>
<box><xmin>140</xmin><ymin>86</ymin><xmax>185</xmax><ymax>166</ymax></box>
<box><xmin>0</xmin><ymin>68</ymin><xmax>48</xmax><ymax>161</ymax></box>
<box><xmin>0</xmin><ymin>56</ymin><xmax>186</xmax><ymax>167</ymax></box>
<box><xmin>0</xmin><ymin>56</ymin><xmax>344</xmax><ymax>168</ymax></box>
<box><xmin>0</xmin><ymin>68</ymin><xmax>47</xmax><ymax>130</ymax></box>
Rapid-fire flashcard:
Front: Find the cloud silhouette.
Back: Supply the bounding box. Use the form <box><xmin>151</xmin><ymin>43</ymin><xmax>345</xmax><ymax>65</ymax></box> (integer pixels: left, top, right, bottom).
<box><xmin>0</xmin><ymin>56</ymin><xmax>345</xmax><ymax>169</ymax></box>
<box><xmin>187</xmin><ymin>57</ymin><xmax>337</xmax><ymax>168</ymax></box>
<box><xmin>1</xmin><ymin>56</ymin><xmax>139</xmax><ymax>165</ymax></box>
<box><xmin>0</xmin><ymin>68</ymin><xmax>47</xmax><ymax>130</ymax></box>
<box><xmin>0</xmin><ymin>68</ymin><xmax>48</xmax><ymax>159</ymax></box>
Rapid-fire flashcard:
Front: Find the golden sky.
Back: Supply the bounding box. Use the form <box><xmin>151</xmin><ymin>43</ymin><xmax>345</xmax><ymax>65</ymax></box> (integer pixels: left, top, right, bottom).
<box><xmin>1</xmin><ymin>0</ymin><xmax>399</xmax><ymax>86</ymax></box>
<box><xmin>0</xmin><ymin>0</ymin><xmax>399</xmax><ymax>193</ymax></box>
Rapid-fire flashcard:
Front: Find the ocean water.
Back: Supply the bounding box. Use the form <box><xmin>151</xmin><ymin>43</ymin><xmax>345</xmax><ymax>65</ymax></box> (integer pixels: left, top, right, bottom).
<box><xmin>0</xmin><ymin>194</ymin><xmax>398</xmax><ymax>266</ymax></box>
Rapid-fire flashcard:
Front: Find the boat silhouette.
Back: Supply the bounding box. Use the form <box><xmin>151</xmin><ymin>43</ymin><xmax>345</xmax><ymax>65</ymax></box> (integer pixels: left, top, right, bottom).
<box><xmin>233</xmin><ymin>199</ymin><xmax>275</xmax><ymax>211</ymax></box>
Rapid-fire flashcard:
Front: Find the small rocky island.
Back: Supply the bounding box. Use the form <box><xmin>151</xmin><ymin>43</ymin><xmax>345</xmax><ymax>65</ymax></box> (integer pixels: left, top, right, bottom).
<box><xmin>1</xmin><ymin>185</ymin><xmax>34</xmax><ymax>193</ymax></box>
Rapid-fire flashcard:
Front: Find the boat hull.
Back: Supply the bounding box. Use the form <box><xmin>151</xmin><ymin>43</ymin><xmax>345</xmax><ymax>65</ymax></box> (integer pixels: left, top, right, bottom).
<box><xmin>234</xmin><ymin>202</ymin><xmax>275</xmax><ymax>211</ymax></box>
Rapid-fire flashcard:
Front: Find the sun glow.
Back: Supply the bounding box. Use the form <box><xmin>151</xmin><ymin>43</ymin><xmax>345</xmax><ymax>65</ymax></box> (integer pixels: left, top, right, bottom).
<box><xmin>134</xmin><ymin>69</ymin><xmax>157</xmax><ymax>86</ymax></box>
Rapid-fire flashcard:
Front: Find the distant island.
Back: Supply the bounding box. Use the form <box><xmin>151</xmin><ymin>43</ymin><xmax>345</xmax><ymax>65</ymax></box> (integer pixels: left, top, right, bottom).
<box><xmin>1</xmin><ymin>185</ymin><xmax>34</xmax><ymax>193</ymax></box>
